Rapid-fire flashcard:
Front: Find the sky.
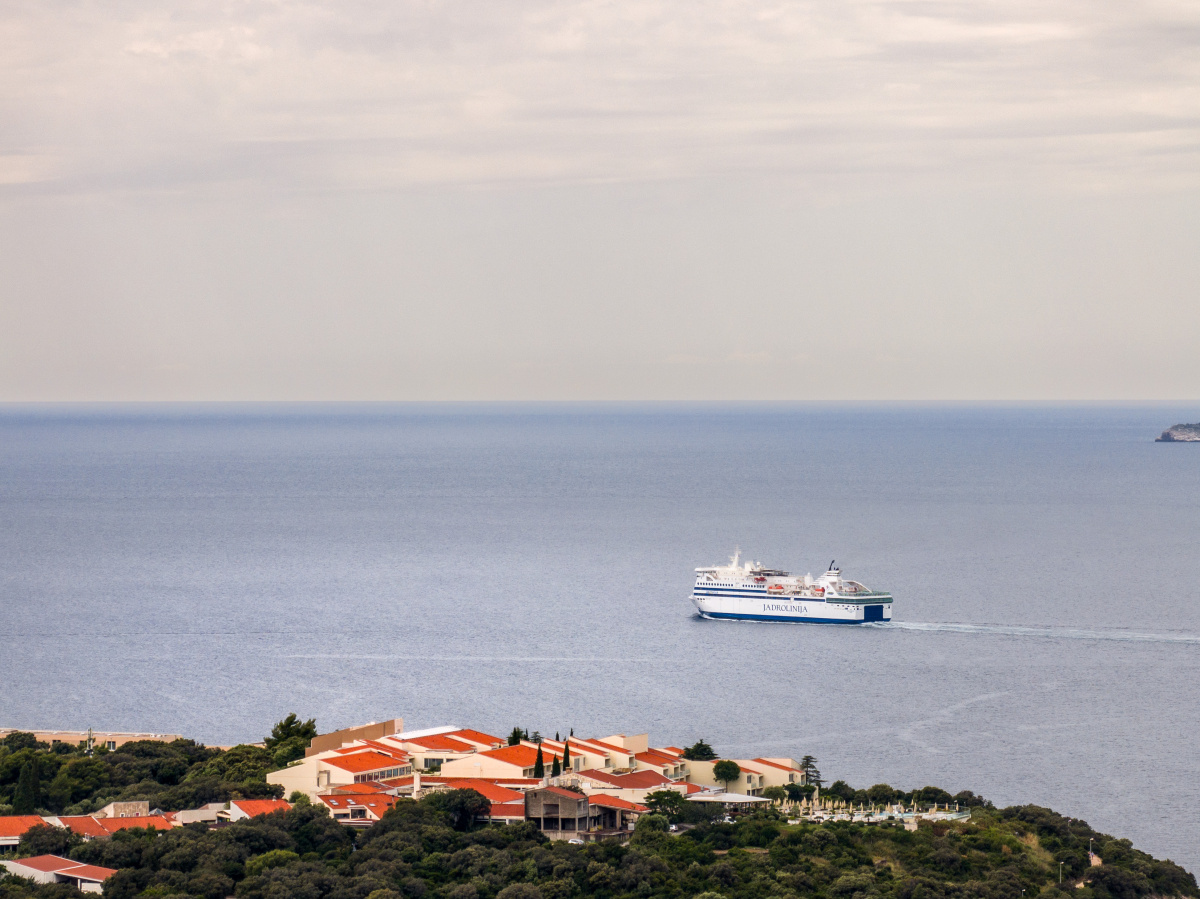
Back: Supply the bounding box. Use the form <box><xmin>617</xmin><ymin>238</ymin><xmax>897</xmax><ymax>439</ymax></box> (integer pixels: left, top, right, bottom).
<box><xmin>1</xmin><ymin>0</ymin><xmax>1198</xmax><ymax>401</ymax></box>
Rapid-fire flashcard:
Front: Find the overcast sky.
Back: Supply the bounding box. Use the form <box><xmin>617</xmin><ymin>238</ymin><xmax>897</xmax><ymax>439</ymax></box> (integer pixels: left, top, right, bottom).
<box><xmin>2</xmin><ymin>0</ymin><xmax>1198</xmax><ymax>401</ymax></box>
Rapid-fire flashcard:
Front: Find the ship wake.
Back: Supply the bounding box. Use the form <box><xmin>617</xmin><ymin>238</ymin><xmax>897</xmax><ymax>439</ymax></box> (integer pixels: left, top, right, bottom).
<box><xmin>870</xmin><ymin>620</ymin><xmax>1200</xmax><ymax>645</ymax></box>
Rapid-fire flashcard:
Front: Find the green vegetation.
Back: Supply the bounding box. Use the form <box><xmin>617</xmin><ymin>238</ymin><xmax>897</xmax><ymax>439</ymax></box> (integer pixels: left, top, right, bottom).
<box><xmin>1</xmin><ymin>787</ymin><xmax>1195</xmax><ymax>899</ymax></box>
<box><xmin>0</xmin><ymin>717</ymin><xmax>313</xmax><ymax>817</ymax></box>
<box><xmin>800</xmin><ymin>756</ymin><xmax>823</xmax><ymax>788</ymax></box>
<box><xmin>713</xmin><ymin>760</ymin><xmax>742</xmax><ymax>791</ymax></box>
<box><xmin>682</xmin><ymin>740</ymin><xmax>718</xmax><ymax>761</ymax></box>
<box><xmin>262</xmin><ymin>715</ymin><xmax>317</xmax><ymax>769</ymax></box>
<box><xmin>533</xmin><ymin>747</ymin><xmax>545</xmax><ymax>779</ymax></box>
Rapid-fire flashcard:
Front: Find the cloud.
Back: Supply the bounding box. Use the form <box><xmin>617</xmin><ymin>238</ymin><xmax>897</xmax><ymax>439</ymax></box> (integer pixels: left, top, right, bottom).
<box><xmin>1</xmin><ymin>0</ymin><xmax>1197</xmax><ymax>193</ymax></box>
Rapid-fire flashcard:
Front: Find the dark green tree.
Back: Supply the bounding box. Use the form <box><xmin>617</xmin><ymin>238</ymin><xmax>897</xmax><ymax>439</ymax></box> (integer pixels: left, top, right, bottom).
<box><xmin>18</xmin><ymin>823</ymin><xmax>76</xmax><ymax>857</ymax></box>
<box><xmin>682</xmin><ymin>740</ymin><xmax>718</xmax><ymax>761</ymax></box>
<box><xmin>644</xmin><ymin>789</ymin><xmax>687</xmax><ymax>820</ymax></box>
<box><xmin>533</xmin><ymin>745</ymin><xmax>545</xmax><ymax>778</ymax></box>
<box><xmin>264</xmin><ymin>714</ymin><xmax>317</xmax><ymax>768</ymax></box>
<box><xmin>713</xmin><ymin>760</ymin><xmax>741</xmax><ymax>791</ymax></box>
<box><xmin>550</xmin><ymin>755</ymin><xmax>561</xmax><ymax>777</ymax></box>
<box><xmin>13</xmin><ymin>758</ymin><xmax>40</xmax><ymax>814</ymax></box>
<box><xmin>507</xmin><ymin>727</ymin><xmax>526</xmax><ymax>746</ymax></box>
<box><xmin>762</xmin><ymin>785</ymin><xmax>787</xmax><ymax>804</ymax></box>
<box><xmin>561</xmin><ymin>740</ymin><xmax>571</xmax><ymax>770</ymax></box>
<box><xmin>1</xmin><ymin>731</ymin><xmax>44</xmax><ymax>752</ymax></box>
<box><xmin>424</xmin><ymin>788</ymin><xmax>491</xmax><ymax>830</ymax></box>
<box><xmin>800</xmin><ymin>755</ymin><xmax>822</xmax><ymax>787</ymax></box>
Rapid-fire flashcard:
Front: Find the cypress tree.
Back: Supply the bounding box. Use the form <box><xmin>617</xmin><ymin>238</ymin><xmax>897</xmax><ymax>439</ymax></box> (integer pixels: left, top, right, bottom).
<box><xmin>551</xmin><ymin>756</ymin><xmax>561</xmax><ymax>777</ymax></box>
<box><xmin>562</xmin><ymin>740</ymin><xmax>571</xmax><ymax>770</ymax></box>
<box><xmin>533</xmin><ymin>745</ymin><xmax>545</xmax><ymax>778</ymax></box>
<box><xmin>13</xmin><ymin>759</ymin><xmax>40</xmax><ymax>814</ymax></box>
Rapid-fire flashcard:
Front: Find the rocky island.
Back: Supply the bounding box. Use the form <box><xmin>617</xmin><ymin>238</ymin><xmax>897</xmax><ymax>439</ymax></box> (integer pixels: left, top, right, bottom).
<box><xmin>1156</xmin><ymin>423</ymin><xmax>1200</xmax><ymax>442</ymax></box>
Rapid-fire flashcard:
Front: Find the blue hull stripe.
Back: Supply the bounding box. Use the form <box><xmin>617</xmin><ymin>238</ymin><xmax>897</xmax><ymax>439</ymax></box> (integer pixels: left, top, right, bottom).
<box><xmin>701</xmin><ymin>611</ymin><xmax>878</xmax><ymax>625</ymax></box>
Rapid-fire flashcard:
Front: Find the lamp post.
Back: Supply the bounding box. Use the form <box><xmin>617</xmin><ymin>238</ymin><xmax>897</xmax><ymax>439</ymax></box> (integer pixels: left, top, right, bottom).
<box><xmin>1059</xmin><ymin>862</ymin><xmax>1064</xmax><ymax>884</ymax></box>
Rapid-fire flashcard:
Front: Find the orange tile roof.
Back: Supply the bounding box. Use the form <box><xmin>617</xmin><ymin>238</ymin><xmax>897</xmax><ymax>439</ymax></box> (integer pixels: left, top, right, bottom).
<box><xmin>97</xmin><ymin>816</ymin><xmax>174</xmax><ymax>833</ymax></box>
<box><xmin>751</xmin><ymin>758</ymin><xmax>800</xmax><ymax>772</ymax></box>
<box><xmin>231</xmin><ymin>799</ymin><xmax>292</xmax><ymax>818</ymax></box>
<box><xmin>538</xmin><ymin>786</ymin><xmax>587</xmax><ymax>801</ymax></box>
<box><xmin>327</xmin><ymin>783</ymin><xmax>388</xmax><ymax>794</ymax></box>
<box><xmin>58</xmin><ymin>817</ymin><xmax>109</xmax><ymax>838</ymax></box>
<box><xmin>401</xmin><ymin>734</ymin><xmax>476</xmax><ymax>752</ymax></box>
<box><xmin>479</xmin><ymin>744</ymin><xmax>558</xmax><ymax>768</ymax></box>
<box><xmin>487</xmin><ymin>801</ymin><xmax>526</xmax><ymax>817</ymax></box>
<box><xmin>635</xmin><ymin>751</ymin><xmax>680</xmax><ymax>768</ymax></box>
<box><xmin>318</xmin><ymin>794</ymin><xmax>397</xmax><ymax>815</ymax></box>
<box><xmin>441</xmin><ymin>778</ymin><xmax>524</xmax><ymax>803</ymax></box>
<box><xmin>446</xmin><ymin>729</ymin><xmax>505</xmax><ymax>747</ymax></box>
<box><xmin>323</xmin><ymin>750</ymin><xmax>408</xmax><ymax>773</ymax></box>
<box><xmin>0</xmin><ymin>815</ymin><xmax>46</xmax><ymax>838</ymax></box>
<box><xmin>62</xmin><ymin>863</ymin><xmax>118</xmax><ymax>882</ymax></box>
<box><xmin>334</xmin><ymin>742</ymin><xmax>408</xmax><ymax>760</ymax></box>
<box><xmin>662</xmin><ymin>747</ymin><xmax>684</xmax><ymax>755</ymax></box>
<box><xmin>578</xmin><ymin>769</ymin><xmax>671</xmax><ymax>789</ymax></box>
<box><xmin>586</xmin><ymin>794</ymin><xmax>649</xmax><ymax>812</ymax></box>
<box><xmin>11</xmin><ymin>857</ymin><xmax>116</xmax><ymax>881</ymax></box>
<box><xmin>6</xmin><ymin>855</ymin><xmax>76</xmax><ymax>873</ymax></box>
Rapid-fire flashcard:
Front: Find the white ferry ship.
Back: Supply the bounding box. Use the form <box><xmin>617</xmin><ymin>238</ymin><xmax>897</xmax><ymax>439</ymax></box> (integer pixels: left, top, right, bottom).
<box><xmin>691</xmin><ymin>551</ymin><xmax>893</xmax><ymax>624</ymax></box>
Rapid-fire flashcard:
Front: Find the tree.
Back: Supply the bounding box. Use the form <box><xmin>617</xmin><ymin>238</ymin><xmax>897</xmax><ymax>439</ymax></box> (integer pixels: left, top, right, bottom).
<box><xmin>2</xmin><ymin>731</ymin><xmax>44</xmax><ymax>752</ymax></box>
<box><xmin>425</xmin><ymin>788</ymin><xmax>490</xmax><ymax>830</ymax></box>
<box><xmin>713</xmin><ymin>760</ymin><xmax>741</xmax><ymax>791</ymax></box>
<box><xmin>18</xmin><ymin>823</ymin><xmax>75</xmax><ymax>857</ymax></box>
<box><xmin>762</xmin><ymin>786</ymin><xmax>787</xmax><ymax>805</ymax></box>
<box><xmin>800</xmin><ymin>755</ymin><xmax>822</xmax><ymax>787</ymax></box>
<box><xmin>867</xmin><ymin>783</ymin><xmax>899</xmax><ymax>804</ymax></box>
<box><xmin>645</xmin><ymin>790</ymin><xmax>687</xmax><ymax>821</ymax></box>
<box><xmin>533</xmin><ymin>745</ymin><xmax>545</xmax><ymax>778</ymax></box>
<box><xmin>508</xmin><ymin>727</ymin><xmax>526</xmax><ymax>746</ymax></box>
<box><xmin>13</xmin><ymin>758</ymin><xmax>40</xmax><ymax>814</ymax></box>
<box><xmin>561</xmin><ymin>740</ymin><xmax>571</xmax><ymax>770</ymax></box>
<box><xmin>551</xmin><ymin>755</ymin><xmax>561</xmax><ymax>777</ymax></box>
<box><xmin>682</xmin><ymin>740</ymin><xmax>717</xmax><ymax>761</ymax></box>
<box><xmin>264</xmin><ymin>714</ymin><xmax>317</xmax><ymax>768</ymax></box>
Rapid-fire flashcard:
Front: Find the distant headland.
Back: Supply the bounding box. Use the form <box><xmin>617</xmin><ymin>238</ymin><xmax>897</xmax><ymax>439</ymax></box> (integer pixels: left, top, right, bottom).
<box><xmin>1156</xmin><ymin>423</ymin><xmax>1200</xmax><ymax>442</ymax></box>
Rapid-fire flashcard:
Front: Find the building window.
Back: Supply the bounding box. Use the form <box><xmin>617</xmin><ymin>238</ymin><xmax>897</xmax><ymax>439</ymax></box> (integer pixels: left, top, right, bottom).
<box><xmin>106</xmin><ymin>741</ymin><xmax>117</xmax><ymax>750</ymax></box>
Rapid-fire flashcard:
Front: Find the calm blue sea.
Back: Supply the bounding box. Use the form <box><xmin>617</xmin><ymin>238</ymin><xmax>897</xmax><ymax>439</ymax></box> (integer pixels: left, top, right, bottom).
<box><xmin>1</xmin><ymin>405</ymin><xmax>1198</xmax><ymax>870</ymax></box>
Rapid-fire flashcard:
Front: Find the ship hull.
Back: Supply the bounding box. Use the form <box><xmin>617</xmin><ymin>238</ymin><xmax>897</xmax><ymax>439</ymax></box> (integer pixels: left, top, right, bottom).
<box><xmin>691</xmin><ymin>592</ymin><xmax>892</xmax><ymax>624</ymax></box>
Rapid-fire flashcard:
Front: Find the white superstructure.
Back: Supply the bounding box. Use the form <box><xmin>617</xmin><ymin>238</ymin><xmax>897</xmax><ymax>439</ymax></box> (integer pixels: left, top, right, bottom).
<box><xmin>691</xmin><ymin>551</ymin><xmax>893</xmax><ymax>624</ymax></box>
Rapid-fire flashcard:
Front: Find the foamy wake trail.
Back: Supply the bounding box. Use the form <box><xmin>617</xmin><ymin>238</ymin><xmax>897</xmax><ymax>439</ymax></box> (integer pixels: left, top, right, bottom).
<box><xmin>868</xmin><ymin>620</ymin><xmax>1200</xmax><ymax>645</ymax></box>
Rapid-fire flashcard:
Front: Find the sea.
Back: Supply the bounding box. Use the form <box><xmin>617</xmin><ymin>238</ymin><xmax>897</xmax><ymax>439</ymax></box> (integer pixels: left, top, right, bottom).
<box><xmin>1</xmin><ymin>404</ymin><xmax>1198</xmax><ymax>871</ymax></box>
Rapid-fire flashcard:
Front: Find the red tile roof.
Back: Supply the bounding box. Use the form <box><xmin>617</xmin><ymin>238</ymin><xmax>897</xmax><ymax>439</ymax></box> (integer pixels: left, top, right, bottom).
<box><xmin>318</xmin><ymin>794</ymin><xmax>397</xmax><ymax>816</ymax></box>
<box><xmin>447</xmin><ymin>729</ymin><xmax>505</xmax><ymax>747</ymax></box>
<box><xmin>323</xmin><ymin>751</ymin><xmax>407</xmax><ymax>773</ymax></box>
<box><xmin>231</xmin><ymin>799</ymin><xmax>292</xmax><ymax>818</ymax></box>
<box><xmin>334</xmin><ymin>743</ymin><xmax>408</xmax><ymax>760</ymax></box>
<box><xmin>401</xmin><ymin>734</ymin><xmax>476</xmax><ymax>752</ymax></box>
<box><xmin>538</xmin><ymin>786</ymin><xmax>587</xmax><ymax>801</ymax></box>
<box><xmin>479</xmin><ymin>744</ymin><xmax>558</xmax><ymax>768</ymax></box>
<box><xmin>7</xmin><ymin>855</ymin><xmax>76</xmax><ymax>873</ymax></box>
<box><xmin>751</xmin><ymin>758</ymin><xmax>800</xmax><ymax>772</ymax></box>
<box><xmin>441</xmin><ymin>779</ymin><xmax>524</xmax><ymax>803</ymax></box>
<box><xmin>635</xmin><ymin>751</ymin><xmax>681</xmax><ymax>768</ymax></box>
<box><xmin>578</xmin><ymin>769</ymin><xmax>672</xmax><ymax>789</ymax></box>
<box><xmin>57</xmin><ymin>817</ymin><xmax>109</xmax><ymax>838</ymax></box>
<box><xmin>0</xmin><ymin>816</ymin><xmax>46</xmax><ymax>838</ymax></box>
<box><xmin>586</xmin><ymin>794</ymin><xmax>649</xmax><ymax>812</ymax></box>
<box><xmin>487</xmin><ymin>801</ymin><xmax>526</xmax><ymax>818</ymax></box>
<box><xmin>62</xmin><ymin>863</ymin><xmax>118</xmax><ymax>882</ymax></box>
<box><xmin>97</xmin><ymin>816</ymin><xmax>174</xmax><ymax>833</ymax></box>
<box><xmin>327</xmin><ymin>783</ymin><xmax>388</xmax><ymax>794</ymax></box>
